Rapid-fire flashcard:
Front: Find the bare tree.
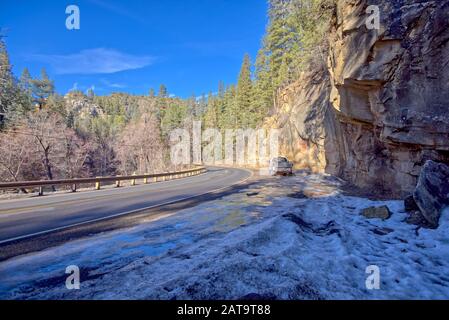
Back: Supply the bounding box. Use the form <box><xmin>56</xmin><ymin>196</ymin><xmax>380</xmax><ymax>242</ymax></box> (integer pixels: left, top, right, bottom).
<box><xmin>0</xmin><ymin>131</ymin><xmax>32</xmax><ymax>182</ymax></box>
<box><xmin>115</xmin><ymin>114</ymin><xmax>166</xmax><ymax>175</ymax></box>
<box><xmin>60</xmin><ymin>128</ymin><xmax>90</xmax><ymax>179</ymax></box>
<box><xmin>9</xmin><ymin>110</ymin><xmax>91</xmax><ymax>182</ymax></box>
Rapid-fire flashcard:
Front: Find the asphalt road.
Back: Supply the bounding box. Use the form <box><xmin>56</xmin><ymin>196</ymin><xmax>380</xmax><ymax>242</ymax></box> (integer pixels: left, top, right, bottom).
<box><xmin>0</xmin><ymin>167</ymin><xmax>252</xmax><ymax>245</ymax></box>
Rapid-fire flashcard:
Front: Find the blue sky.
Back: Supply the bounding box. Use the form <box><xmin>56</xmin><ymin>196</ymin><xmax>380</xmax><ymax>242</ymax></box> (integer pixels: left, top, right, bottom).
<box><xmin>0</xmin><ymin>0</ymin><xmax>268</xmax><ymax>98</ymax></box>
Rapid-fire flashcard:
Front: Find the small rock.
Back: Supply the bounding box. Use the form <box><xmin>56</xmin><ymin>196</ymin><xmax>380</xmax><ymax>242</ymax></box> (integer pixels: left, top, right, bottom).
<box><xmin>246</xmin><ymin>192</ymin><xmax>259</xmax><ymax>197</ymax></box>
<box><xmin>413</xmin><ymin>160</ymin><xmax>449</xmax><ymax>228</ymax></box>
<box><xmin>372</xmin><ymin>227</ymin><xmax>394</xmax><ymax>236</ymax></box>
<box><xmin>287</xmin><ymin>192</ymin><xmax>307</xmax><ymax>199</ymax></box>
<box><xmin>361</xmin><ymin>206</ymin><xmax>391</xmax><ymax>220</ymax></box>
<box><xmin>404</xmin><ymin>195</ymin><xmax>419</xmax><ymax>212</ymax></box>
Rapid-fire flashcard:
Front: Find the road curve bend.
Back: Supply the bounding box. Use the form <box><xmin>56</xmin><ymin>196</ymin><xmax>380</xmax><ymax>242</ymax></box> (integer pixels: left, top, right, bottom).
<box><xmin>0</xmin><ymin>167</ymin><xmax>252</xmax><ymax>245</ymax></box>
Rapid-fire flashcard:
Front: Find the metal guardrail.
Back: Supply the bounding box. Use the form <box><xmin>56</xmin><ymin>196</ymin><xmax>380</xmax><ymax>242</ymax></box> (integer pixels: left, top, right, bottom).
<box><xmin>0</xmin><ymin>166</ymin><xmax>207</xmax><ymax>196</ymax></box>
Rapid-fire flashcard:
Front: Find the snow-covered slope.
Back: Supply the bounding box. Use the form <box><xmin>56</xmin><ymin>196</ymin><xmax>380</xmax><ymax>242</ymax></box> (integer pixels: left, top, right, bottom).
<box><xmin>1</xmin><ymin>172</ymin><xmax>449</xmax><ymax>300</ymax></box>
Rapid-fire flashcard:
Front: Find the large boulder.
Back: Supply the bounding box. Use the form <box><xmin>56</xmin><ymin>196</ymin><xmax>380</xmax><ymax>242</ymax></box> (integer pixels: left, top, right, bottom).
<box><xmin>413</xmin><ymin>161</ymin><xmax>449</xmax><ymax>228</ymax></box>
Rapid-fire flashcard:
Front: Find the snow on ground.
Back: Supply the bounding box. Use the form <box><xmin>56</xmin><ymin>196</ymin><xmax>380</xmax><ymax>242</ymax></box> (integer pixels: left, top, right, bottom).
<box><xmin>1</xmin><ymin>171</ymin><xmax>449</xmax><ymax>300</ymax></box>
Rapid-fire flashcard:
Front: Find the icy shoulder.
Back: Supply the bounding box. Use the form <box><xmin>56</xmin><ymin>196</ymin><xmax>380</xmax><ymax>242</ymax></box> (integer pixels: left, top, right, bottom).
<box><xmin>1</xmin><ymin>172</ymin><xmax>449</xmax><ymax>300</ymax></box>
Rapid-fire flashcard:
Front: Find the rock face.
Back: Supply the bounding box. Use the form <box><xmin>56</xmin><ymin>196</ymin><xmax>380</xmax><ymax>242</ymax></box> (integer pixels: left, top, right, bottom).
<box><xmin>328</xmin><ymin>0</ymin><xmax>449</xmax><ymax>197</ymax></box>
<box><xmin>64</xmin><ymin>92</ymin><xmax>104</xmax><ymax>119</ymax></box>
<box><xmin>267</xmin><ymin>0</ymin><xmax>449</xmax><ymax>198</ymax></box>
<box><xmin>264</xmin><ymin>69</ymin><xmax>333</xmax><ymax>173</ymax></box>
<box><xmin>413</xmin><ymin>160</ymin><xmax>449</xmax><ymax>228</ymax></box>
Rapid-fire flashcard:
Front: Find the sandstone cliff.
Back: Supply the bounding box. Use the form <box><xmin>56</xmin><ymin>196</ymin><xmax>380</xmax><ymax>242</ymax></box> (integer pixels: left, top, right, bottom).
<box><xmin>266</xmin><ymin>0</ymin><xmax>449</xmax><ymax>198</ymax></box>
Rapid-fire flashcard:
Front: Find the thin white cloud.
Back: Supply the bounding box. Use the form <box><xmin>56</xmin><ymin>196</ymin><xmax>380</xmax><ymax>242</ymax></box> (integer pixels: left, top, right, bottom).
<box><xmin>101</xmin><ymin>78</ymin><xmax>127</xmax><ymax>89</ymax></box>
<box><xmin>27</xmin><ymin>48</ymin><xmax>155</xmax><ymax>75</ymax></box>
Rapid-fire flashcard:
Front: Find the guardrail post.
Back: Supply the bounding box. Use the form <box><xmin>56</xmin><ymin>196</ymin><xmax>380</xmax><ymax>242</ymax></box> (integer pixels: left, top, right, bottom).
<box><xmin>144</xmin><ymin>174</ymin><xmax>149</xmax><ymax>184</ymax></box>
<box><xmin>95</xmin><ymin>179</ymin><xmax>101</xmax><ymax>190</ymax></box>
<box><xmin>38</xmin><ymin>186</ymin><xmax>44</xmax><ymax>196</ymax></box>
<box><xmin>131</xmin><ymin>173</ymin><xmax>136</xmax><ymax>186</ymax></box>
<box><xmin>116</xmin><ymin>180</ymin><xmax>121</xmax><ymax>188</ymax></box>
<box><xmin>154</xmin><ymin>177</ymin><xmax>158</xmax><ymax>183</ymax></box>
<box><xmin>71</xmin><ymin>184</ymin><xmax>77</xmax><ymax>193</ymax></box>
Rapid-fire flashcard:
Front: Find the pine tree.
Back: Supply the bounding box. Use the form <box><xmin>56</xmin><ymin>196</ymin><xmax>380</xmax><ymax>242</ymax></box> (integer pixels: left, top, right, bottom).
<box><xmin>277</xmin><ymin>55</ymin><xmax>291</xmax><ymax>88</ymax></box>
<box><xmin>0</xmin><ymin>39</ymin><xmax>28</xmax><ymax>123</ymax></box>
<box><xmin>87</xmin><ymin>87</ymin><xmax>95</xmax><ymax>100</ymax></box>
<box><xmin>221</xmin><ymin>84</ymin><xmax>237</xmax><ymax>130</ymax></box>
<box><xmin>264</xmin><ymin>0</ymin><xmax>295</xmax><ymax>85</ymax></box>
<box><xmin>203</xmin><ymin>92</ymin><xmax>218</xmax><ymax>129</ymax></box>
<box><xmin>15</xmin><ymin>68</ymin><xmax>34</xmax><ymax>115</ymax></box>
<box><xmin>263</xmin><ymin>0</ymin><xmax>333</xmax><ymax>86</ymax></box>
<box><xmin>218</xmin><ymin>81</ymin><xmax>225</xmax><ymax>99</ymax></box>
<box><xmin>156</xmin><ymin>84</ymin><xmax>168</xmax><ymax>120</ymax></box>
<box><xmin>235</xmin><ymin>54</ymin><xmax>254</xmax><ymax>128</ymax></box>
<box><xmin>253</xmin><ymin>49</ymin><xmax>274</xmax><ymax>124</ymax></box>
<box><xmin>160</xmin><ymin>99</ymin><xmax>187</xmax><ymax>136</ymax></box>
<box><xmin>158</xmin><ymin>84</ymin><xmax>168</xmax><ymax>98</ymax></box>
<box><xmin>215</xmin><ymin>81</ymin><xmax>227</xmax><ymax>127</ymax></box>
<box><xmin>0</xmin><ymin>39</ymin><xmax>15</xmax><ymax>116</ymax></box>
<box><xmin>187</xmin><ymin>93</ymin><xmax>198</xmax><ymax>118</ymax></box>
<box><xmin>31</xmin><ymin>68</ymin><xmax>55</xmax><ymax>109</ymax></box>
<box><xmin>19</xmin><ymin>68</ymin><xmax>32</xmax><ymax>96</ymax></box>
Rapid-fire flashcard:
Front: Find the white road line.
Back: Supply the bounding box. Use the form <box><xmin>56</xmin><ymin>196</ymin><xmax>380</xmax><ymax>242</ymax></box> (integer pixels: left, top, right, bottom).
<box><xmin>0</xmin><ymin>168</ymin><xmax>253</xmax><ymax>245</ymax></box>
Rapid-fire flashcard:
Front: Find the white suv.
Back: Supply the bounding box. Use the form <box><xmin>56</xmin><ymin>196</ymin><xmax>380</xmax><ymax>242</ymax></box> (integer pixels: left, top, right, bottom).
<box><xmin>269</xmin><ymin>157</ymin><xmax>293</xmax><ymax>176</ymax></box>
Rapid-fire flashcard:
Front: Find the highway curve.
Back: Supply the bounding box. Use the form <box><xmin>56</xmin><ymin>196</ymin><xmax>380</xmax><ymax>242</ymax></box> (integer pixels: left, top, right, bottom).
<box><xmin>0</xmin><ymin>167</ymin><xmax>252</xmax><ymax>252</ymax></box>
